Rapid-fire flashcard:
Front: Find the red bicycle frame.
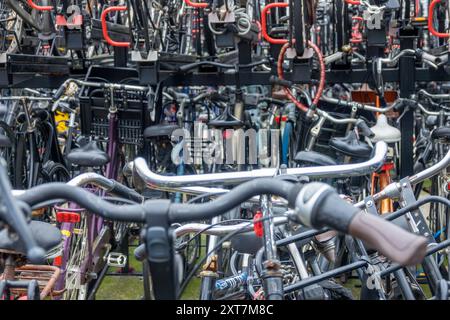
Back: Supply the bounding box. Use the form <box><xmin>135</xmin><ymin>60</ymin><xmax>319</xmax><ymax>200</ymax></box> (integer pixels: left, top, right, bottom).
<box><xmin>101</xmin><ymin>6</ymin><xmax>131</xmax><ymax>47</ymax></box>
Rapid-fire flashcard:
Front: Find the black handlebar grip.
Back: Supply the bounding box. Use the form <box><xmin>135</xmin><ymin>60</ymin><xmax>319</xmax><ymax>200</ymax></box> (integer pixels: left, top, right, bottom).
<box><xmin>294</xmin><ymin>183</ymin><xmax>356</xmax><ymax>232</ymax></box>
<box><xmin>417</xmin><ymin>49</ymin><xmax>441</xmax><ymax>64</ymax></box>
<box><xmin>356</xmin><ymin>120</ymin><xmax>375</xmax><ymax>138</ymax></box>
<box><xmin>178</xmin><ymin>64</ymin><xmax>194</xmax><ymax>73</ymax></box>
<box><xmin>294</xmin><ymin>182</ymin><xmax>428</xmax><ymax>266</ymax></box>
<box><xmin>269</xmin><ymin>75</ymin><xmax>293</xmax><ymax>87</ymax></box>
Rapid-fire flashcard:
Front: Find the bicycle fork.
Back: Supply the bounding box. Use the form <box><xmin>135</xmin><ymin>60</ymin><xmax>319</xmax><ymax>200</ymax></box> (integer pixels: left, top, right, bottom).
<box><xmin>199</xmin><ymin>216</ymin><xmax>220</xmax><ymax>300</ymax></box>
<box><xmin>260</xmin><ymin>195</ymin><xmax>284</xmax><ymax>300</ymax></box>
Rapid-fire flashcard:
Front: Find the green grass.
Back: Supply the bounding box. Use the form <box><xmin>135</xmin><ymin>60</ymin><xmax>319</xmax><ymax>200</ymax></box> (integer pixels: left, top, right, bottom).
<box><xmin>344</xmin><ymin>277</ymin><xmax>361</xmax><ymax>300</ymax></box>
<box><xmin>96</xmin><ymin>238</ymin><xmax>204</xmax><ymax>300</ymax></box>
<box><xmin>180</xmin><ymin>234</ymin><xmax>207</xmax><ymax>300</ymax></box>
<box><xmin>95</xmin><ymin>231</ymin><xmax>439</xmax><ymax>300</ymax></box>
<box><xmin>95</xmin><ymin>245</ymin><xmax>144</xmax><ymax>300</ymax></box>
<box><xmin>181</xmin><ymin>276</ymin><xmax>201</xmax><ymax>300</ymax></box>
<box><xmin>95</xmin><ymin>253</ymin><xmax>437</xmax><ymax>300</ymax></box>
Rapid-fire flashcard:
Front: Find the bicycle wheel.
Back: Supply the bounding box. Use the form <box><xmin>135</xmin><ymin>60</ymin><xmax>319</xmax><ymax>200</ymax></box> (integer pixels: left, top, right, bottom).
<box><xmin>63</xmin><ymin>215</ymin><xmax>89</xmax><ymax>300</ymax></box>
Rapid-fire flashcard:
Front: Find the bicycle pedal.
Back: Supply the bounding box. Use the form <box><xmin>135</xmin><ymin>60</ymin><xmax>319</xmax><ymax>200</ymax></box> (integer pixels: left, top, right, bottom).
<box><xmin>106</xmin><ymin>252</ymin><xmax>127</xmax><ymax>268</ymax></box>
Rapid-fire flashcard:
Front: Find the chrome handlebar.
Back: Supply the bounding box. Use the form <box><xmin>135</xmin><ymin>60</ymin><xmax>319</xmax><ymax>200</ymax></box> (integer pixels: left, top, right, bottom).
<box><xmin>133</xmin><ymin>141</ymin><xmax>387</xmax><ymax>189</ymax></box>
<box><xmin>418</xmin><ymin>89</ymin><xmax>450</xmax><ymax>101</ymax></box>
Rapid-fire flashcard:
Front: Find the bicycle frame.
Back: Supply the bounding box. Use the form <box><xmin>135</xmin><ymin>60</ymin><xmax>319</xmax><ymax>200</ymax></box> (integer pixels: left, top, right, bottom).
<box><xmin>53</xmin><ymin>104</ymin><xmax>122</xmax><ymax>299</ymax></box>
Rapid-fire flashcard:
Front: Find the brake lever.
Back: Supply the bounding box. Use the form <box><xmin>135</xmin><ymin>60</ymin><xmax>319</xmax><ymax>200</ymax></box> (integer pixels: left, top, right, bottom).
<box><xmin>396</xmin><ymin>105</ymin><xmax>410</xmax><ymax>124</ymax></box>
<box><xmin>423</xmin><ymin>59</ymin><xmax>439</xmax><ymax>70</ymax></box>
<box><xmin>356</xmin><ymin>119</ymin><xmax>375</xmax><ymax>138</ymax></box>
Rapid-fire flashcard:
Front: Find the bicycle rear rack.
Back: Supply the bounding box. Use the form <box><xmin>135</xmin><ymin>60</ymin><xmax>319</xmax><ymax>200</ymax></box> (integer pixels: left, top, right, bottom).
<box><xmin>0</xmin><ymin>265</ymin><xmax>60</xmax><ymax>299</ymax></box>
<box><xmin>0</xmin><ymin>280</ymin><xmax>40</xmax><ymax>300</ymax></box>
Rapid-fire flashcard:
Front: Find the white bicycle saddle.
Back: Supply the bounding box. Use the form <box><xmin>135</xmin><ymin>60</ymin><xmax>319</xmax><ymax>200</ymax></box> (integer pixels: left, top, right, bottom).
<box><xmin>370</xmin><ymin>114</ymin><xmax>401</xmax><ymax>144</ymax></box>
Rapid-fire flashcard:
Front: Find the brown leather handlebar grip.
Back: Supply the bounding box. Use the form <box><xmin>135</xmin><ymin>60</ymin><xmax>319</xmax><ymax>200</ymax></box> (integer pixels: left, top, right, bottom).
<box><xmin>348</xmin><ymin>212</ymin><xmax>428</xmax><ymax>266</ymax></box>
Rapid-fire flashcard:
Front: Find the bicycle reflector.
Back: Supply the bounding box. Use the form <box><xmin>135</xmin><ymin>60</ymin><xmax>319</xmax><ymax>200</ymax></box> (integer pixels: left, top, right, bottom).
<box><xmin>381</xmin><ymin>162</ymin><xmax>395</xmax><ymax>172</ymax></box>
<box><xmin>53</xmin><ymin>256</ymin><xmax>62</xmax><ymax>267</ymax></box>
<box><xmin>274</xmin><ymin>115</ymin><xmax>288</xmax><ymax>125</ymax></box>
<box><xmin>56</xmin><ymin>211</ymin><xmax>81</xmax><ymax>223</ymax></box>
<box><xmin>253</xmin><ymin>211</ymin><xmax>263</xmax><ymax>238</ymax></box>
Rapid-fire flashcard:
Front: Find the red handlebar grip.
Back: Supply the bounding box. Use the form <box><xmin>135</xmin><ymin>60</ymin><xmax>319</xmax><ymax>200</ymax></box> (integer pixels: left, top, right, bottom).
<box><xmin>27</xmin><ymin>0</ymin><xmax>52</xmax><ymax>11</ymax></box>
<box><xmin>101</xmin><ymin>6</ymin><xmax>131</xmax><ymax>48</ymax></box>
<box><xmin>184</xmin><ymin>0</ymin><xmax>209</xmax><ymax>8</ymax></box>
<box><xmin>261</xmin><ymin>2</ymin><xmax>289</xmax><ymax>45</ymax></box>
<box><xmin>428</xmin><ymin>0</ymin><xmax>450</xmax><ymax>38</ymax></box>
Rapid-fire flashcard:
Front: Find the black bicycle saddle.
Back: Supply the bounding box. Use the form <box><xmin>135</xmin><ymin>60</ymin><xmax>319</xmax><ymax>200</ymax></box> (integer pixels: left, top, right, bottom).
<box><xmin>294</xmin><ymin>150</ymin><xmax>338</xmax><ymax>166</ymax></box>
<box><xmin>144</xmin><ymin>124</ymin><xmax>180</xmax><ymax>139</ymax></box>
<box><xmin>231</xmin><ymin>232</ymin><xmax>263</xmax><ymax>255</ymax></box>
<box><xmin>329</xmin><ymin>131</ymin><xmax>372</xmax><ymax>159</ymax></box>
<box><xmin>0</xmin><ymin>221</ymin><xmax>61</xmax><ymax>256</ymax></box>
<box><xmin>67</xmin><ymin>140</ymin><xmax>110</xmax><ymax>167</ymax></box>
<box><xmin>431</xmin><ymin>127</ymin><xmax>450</xmax><ymax>143</ymax></box>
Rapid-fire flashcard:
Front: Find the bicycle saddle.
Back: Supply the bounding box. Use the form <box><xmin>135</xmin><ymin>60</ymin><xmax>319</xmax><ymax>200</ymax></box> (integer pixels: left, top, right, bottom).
<box><xmin>370</xmin><ymin>114</ymin><xmax>401</xmax><ymax>144</ymax></box>
<box><xmin>67</xmin><ymin>140</ymin><xmax>110</xmax><ymax>167</ymax></box>
<box><xmin>329</xmin><ymin>131</ymin><xmax>372</xmax><ymax>158</ymax></box>
<box><xmin>294</xmin><ymin>151</ymin><xmax>338</xmax><ymax>166</ymax></box>
<box><xmin>0</xmin><ymin>133</ymin><xmax>11</xmax><ymax>148</ymax></box>
<box><xmin>208</xmin><ymin>105</ymin><xmax>244</xmax><ymax>129</ymax></box>
<box><xmin>431</xmin><ymin>127</ymin><xmax>450</xmax><ymax>143</ymax></box>
<box><xmin>230</xmin><ymin>232</ymin><xmax>263</xmax><ymax>255</ymax></box>
<box><xmin>0</xmin><ymin>221</ymin><xmax>61</xmax><ymax>256</ymax></box>
<box><xmin>144</xmin><ymin>124</ymin><xmax>180</xmax><ymax>139</ymax></box>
